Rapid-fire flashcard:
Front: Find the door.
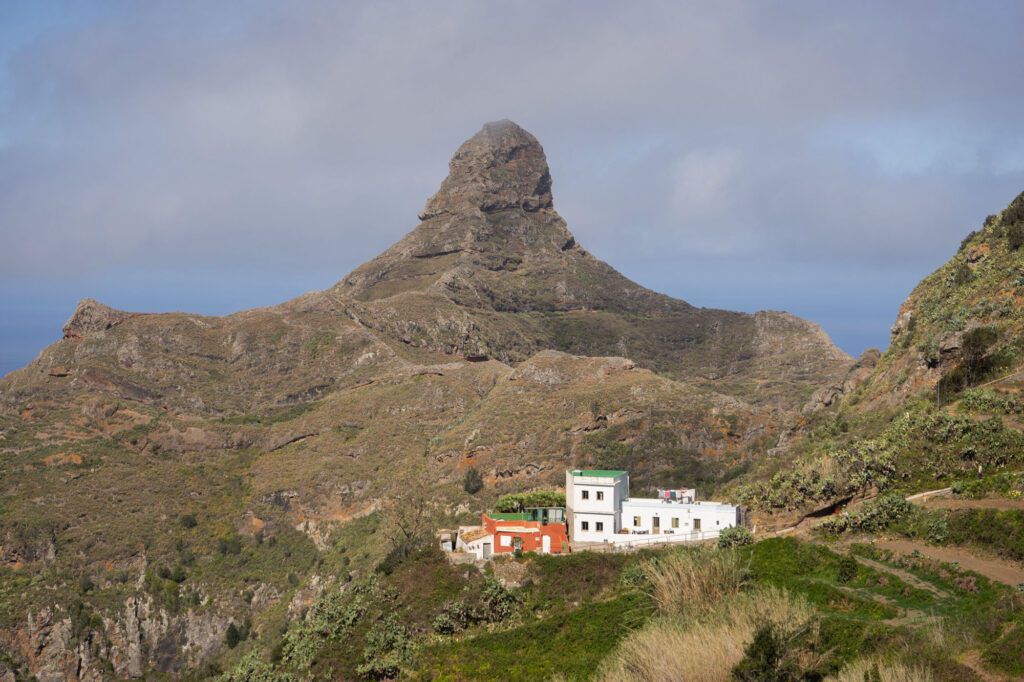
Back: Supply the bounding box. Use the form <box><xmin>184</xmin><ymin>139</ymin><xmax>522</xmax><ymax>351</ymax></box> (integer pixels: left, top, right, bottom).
<box><xmin>652</xmin><ymin>516</ymin><xmax>660</xmax><ymax>534</ymax></box>
<box><xmin>693</xmin><ymin>518</ymin><xmax>701</xmax><ymax>536</ymax></box>
<box><xmin>542</xmin><ymin>535</ymin><xmax>551</xmax><ymax>553</ymax></box>
<box><xmin>482</xmin><ymin>543</ymin><xmax>491</xmax><ymax>559</ymax></box>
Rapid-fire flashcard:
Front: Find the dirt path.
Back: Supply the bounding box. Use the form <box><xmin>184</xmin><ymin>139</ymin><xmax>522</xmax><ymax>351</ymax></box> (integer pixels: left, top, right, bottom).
<box><xmin>876</xmin><ymin>539</ymin><xmax>1024</xmax><ymax>587</ymax></box>
<box><xmin>918</xmin><ymin>497</ymin><xmax>1024</xmax><ymax>511</ymax></box>
<box><xmin>851</xmin><ymin>554</ymin><xmax>949</xmax><ymax>599</ymax></box>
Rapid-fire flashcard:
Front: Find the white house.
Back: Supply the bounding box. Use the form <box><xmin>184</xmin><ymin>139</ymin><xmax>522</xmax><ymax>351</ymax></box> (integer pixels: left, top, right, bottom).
<box><xmin>456</xmin><ymin>526</ymin><xmax>492</xmax><ymax>559</ymax></box>
<box><xmin>565</xmin><ymin>469</ymin><xmax>739</xmax><ymax>546</ymax></box>
<box><xmin>564</xmin><ymin>469</ymin><xmax>629</xmax><ymax>543</ymax></box>
<box><xmin>620</xmin><ymin>497</ymin><xmax>739</xmax><ymax>538</ymax></box>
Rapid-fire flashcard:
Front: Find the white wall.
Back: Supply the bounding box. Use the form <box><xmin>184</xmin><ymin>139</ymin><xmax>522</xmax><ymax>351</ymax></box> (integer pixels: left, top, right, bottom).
<box><xmin>572</xmin><ymin>512</ymin><xmax>617</xmax><ymax>542</ymax></box>
<box><xmin>571</xmin><ymin>482</ymin><xmax>618</xmax><ymax>514</ymax></box>
<box><xmin>621</xmin><ymin>500</ymin><xmax>738</xmax><ymax>536</ymax></box>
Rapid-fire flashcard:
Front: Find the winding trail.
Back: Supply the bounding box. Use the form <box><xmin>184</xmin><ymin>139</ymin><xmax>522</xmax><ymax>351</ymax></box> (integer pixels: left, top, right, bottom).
<box><xmin>917</xmin><ymin>497</ymin><xmax>1024</xmax><ymax>511</ymax></box>
<box><xmin>874</xmin><ymin>538</ymin><xmax>1024</xmax><ymax>587</ymax></box>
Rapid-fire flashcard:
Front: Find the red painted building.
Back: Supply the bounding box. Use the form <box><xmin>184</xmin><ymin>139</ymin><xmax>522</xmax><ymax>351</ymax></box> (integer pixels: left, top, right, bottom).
<box><xmin>482</xmin><ymin>508</ymin><xmax>570</xmax><ymax>555</ymax></box>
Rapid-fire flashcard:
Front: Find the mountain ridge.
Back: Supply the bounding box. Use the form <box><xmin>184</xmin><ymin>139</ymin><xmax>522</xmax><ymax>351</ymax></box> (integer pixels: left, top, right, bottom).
<box><xmin>3</xmin><ymin>120</ymin><xmax>851</xmax><ymax>412</ymax></box>
<box><xmin>0</xmin><ymin>120</ymin><xmax>854</xmax><ymax>679</ymax></box>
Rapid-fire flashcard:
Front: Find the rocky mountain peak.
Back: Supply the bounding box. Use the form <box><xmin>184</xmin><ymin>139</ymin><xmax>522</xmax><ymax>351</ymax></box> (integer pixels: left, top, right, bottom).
<box><xmin>417</xmin><ymin>120</ymin><xmax>553</xmax><ymax>221</ymax></box>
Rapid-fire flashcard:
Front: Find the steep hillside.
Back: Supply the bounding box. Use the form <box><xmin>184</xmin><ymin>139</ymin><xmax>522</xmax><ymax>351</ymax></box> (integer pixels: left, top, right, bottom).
<box><xmin>849</xmin><ymin>190</ymin><xmax>1024</xmax><ymax>411</ymax></box>
<box><xmin>0</xmin><ymin>121</ymin><xmax>851</xmax><ymax>679</ymax></box>
<box><xmin>736</xmin><ymin>190</ymin><xmax>1024</xmax><ymax>525</ymax></box>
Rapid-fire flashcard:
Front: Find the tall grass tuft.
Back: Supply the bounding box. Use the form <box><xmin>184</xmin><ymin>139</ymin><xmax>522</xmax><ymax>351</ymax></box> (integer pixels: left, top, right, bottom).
<box><xmin>641</xmin><ymin>546</ymin><xmax>748</xmax><ymax>615</ymax></box>
<box><xmin>597</xmin><ymin>587</ymin><xmax>815</xmax><ymax>682</ymax></box>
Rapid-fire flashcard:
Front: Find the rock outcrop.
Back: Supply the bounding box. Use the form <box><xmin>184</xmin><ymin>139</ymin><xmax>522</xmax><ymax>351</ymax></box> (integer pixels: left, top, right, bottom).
<box><xmin>61</xmin><ymin>299</ymin><xmax>132</xmax><ymax>340</ymax></box>
<box><xmin>418</xmin><ymin>120</ymin><xmax>553</xmax><ymax>220</ymax></box>
<box><xmin>804</xmin><ymin>348</ymin><xmax>880</xmax><ymax>412</ymax></box>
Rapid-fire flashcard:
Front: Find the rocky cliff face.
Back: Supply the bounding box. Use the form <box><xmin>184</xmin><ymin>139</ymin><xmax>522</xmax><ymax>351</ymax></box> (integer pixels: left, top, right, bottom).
<box><xmin>0</xmin><ymin>120</ymin><xmax>852</xmax><ymax>679</ymax></box>
<box><xmin>336</xmin><ymin>120</ymin><xmax>676</xmax><ymax>314</ymax></box>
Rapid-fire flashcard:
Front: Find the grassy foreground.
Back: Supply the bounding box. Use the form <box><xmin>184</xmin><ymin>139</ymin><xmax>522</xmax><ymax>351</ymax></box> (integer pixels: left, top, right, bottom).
<box><xmin>212</xmin><ymin>535</ymin><xmax>1022</xmax><ymax>681</ymax></box>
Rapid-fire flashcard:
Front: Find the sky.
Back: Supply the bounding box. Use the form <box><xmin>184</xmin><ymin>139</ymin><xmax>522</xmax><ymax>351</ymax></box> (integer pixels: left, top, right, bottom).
<box><xmin>2</xmin><ymin>1</ymin><xmax>1024</xmax><ymax>377</ymax></box>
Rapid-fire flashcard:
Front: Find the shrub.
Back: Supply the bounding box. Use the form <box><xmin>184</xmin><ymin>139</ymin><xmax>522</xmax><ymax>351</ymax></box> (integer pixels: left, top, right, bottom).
<box><xmin>462</xmin><ymin>467</ymin><xmax>483</xmax><ymax>494</ymax></box>
<box><xmin>817</xmin><ymin>494</ymin><xmax>914</xmax><ymax>536</ymax></box>
<box><xmin>280</xmin><ymin>575</ymin><xmax>377</xmax><ymax>669</ymax></box>
<box><xmin>718</xmin><ymin>526</ymin><xmax>755</xmax><ymax>549</ymax></box>
<box><xmin>1007</xmin><ymin>222</ymin><xmax>1024</xmax><ymax>251</ymax></box>
<box><xmin>494</xmin><ymin>490</ymin><xmax>566</xmax><ymax>512</ymax></box>
<box><xmin>925</xmin><ymin>515</ymin><xmax>949</xmax><ymax>544</ymax></box>
<box><xmin>642</xmin><ymin>547</ymin><xmax>747</xmax><ymax>615</ymax></box>
<box><xmin>356</xmin><ymin>614</ymin><xmax>416</xmax><ymax>679</ymax></box>
<box><xmin>835</xmin><ymin>555</ymin><xmax>858</xmax><ymax>584</ymax></box>
<box><xmin>619</xmin><ymin>562</ymin><xmax>647</xmax><ymax>587</ymax></box>
<box><xmin>217</xmin><ymin>534</ymin><xmax>242</xmax><ymax>555</ymax></box>
<box><xmin>731</xmin><ymin>621</ymin><xmax>805</xmax><ymax>682</ymax></box>
<box><xmin>951</xmin><ymin>260</ymin><xmax>973</xmax><ymax>287</ymax></box>
<box><xmin>433</xmin><ymin>598</ymin><xmax>472</xmax><ymax>634</ymax></box>
<box><xmin>958</xmin><ymin>230</ymin><xmax>978</xmax><ymax>252</ymax></box>
<box><xmin>479</xmin><ymin>575</ymin><xmax>519</xmax><ymax>622</ymax></box>
<box><xmin>179</xmin><ymin>514</ymin><xmax>198</xmax><ymax>529</ymax></box>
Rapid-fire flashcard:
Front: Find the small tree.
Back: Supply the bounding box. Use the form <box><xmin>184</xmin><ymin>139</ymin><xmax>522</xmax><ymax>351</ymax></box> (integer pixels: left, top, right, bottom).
<box><xmin>961</xmin><ymin>326</ymin><xmax>998</xmax><ymax>386</ymax></box>
<box><xmin>225</xmin><ymin>622</ymin><xmax>241</xmax><ymax>649</ymax></box>
<box><xmin>378</xmin><ymin>487</ymin><xmax>431</xmax><ymax>570</ymax></box>
<box><xmin>462</xmin><ymin>467</ymin><xmax>483</xmax><ymax>494</ymax></box>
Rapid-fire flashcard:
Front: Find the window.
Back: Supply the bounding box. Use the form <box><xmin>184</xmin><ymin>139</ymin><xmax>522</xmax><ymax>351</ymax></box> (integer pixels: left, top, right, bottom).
<box><xmin>596</xmin><ymin>522</ymin><xmax>604</xmax><ymax>531</ymax></box>
<box><xmin>633</xmin><ymin>516</ymin><xmax>641</xmax><ymax>527</ymax></box>
<box><xmin>596</xmin><ymin>491</ymin><xmax>604</xmax><ymax>501</ymax></box>
<box><xmin>500</xmin><ymin>535</ymin><xmax>512</xmax><ymax>547</ymax></box>
<box><xmin>581</xmin><ymin>490</ymin><xmax>589</xmax><ymax>500</ymax></box>
<box><xmin>672</xmin><ymin>517</ymin><xmax>679</xmax><ymax>528</ymax></box>
<box><xmin>694</xmin><ymin>519</ymin><xmax>701</xmax><ymax>531</ymax></box>
<box><xmin>581</xmin><ymin>521</ymin><xmax>589</xmax><ymax>531</ymax></box>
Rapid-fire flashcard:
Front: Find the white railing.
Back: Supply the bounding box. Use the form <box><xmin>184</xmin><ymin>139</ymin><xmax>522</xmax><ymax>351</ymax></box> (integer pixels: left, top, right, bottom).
<box><xmin>609</xmin><ymin>530</ymin><xmax>720</xmax><ymax>547</ymax></box>
<box><xmin>571</xmin><ymin>530</ymin><xmax>722</xmax><ymax>552</ymax></box>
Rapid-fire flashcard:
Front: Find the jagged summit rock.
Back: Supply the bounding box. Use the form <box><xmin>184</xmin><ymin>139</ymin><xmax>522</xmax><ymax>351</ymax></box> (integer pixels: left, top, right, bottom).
<box><xmin>61</xmin><ymin>298</ymin><xmax>132</xmax><ymax>340</ymax></box>
<box><xmin>334</xmin><ymin>120</ymin><xmax>677</xmax><ymax>312</ymax></box>
<box><xmin>417</xmin><ymin>120</ymin><xmax>553</xmax><ymax>221</ymax></box>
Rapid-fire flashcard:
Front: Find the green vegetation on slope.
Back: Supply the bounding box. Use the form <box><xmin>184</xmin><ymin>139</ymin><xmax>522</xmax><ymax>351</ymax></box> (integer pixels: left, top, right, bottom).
<box><xmin>207</xmin><ymin>535</ymin><xmax>1023</xmax><ymax>681</ymax></box>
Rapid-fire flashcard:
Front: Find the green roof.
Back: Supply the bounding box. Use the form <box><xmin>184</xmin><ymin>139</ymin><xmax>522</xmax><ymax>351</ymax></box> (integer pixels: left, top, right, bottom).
<box><xmin>572</xmin><ymin>469</ymin><xmax>626</xmax><ymax>478</ymax></box>
<box><xmin>488</xmin><ymin>512</ymin><xmax>530</xmax><ymax>521</ymax></box>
